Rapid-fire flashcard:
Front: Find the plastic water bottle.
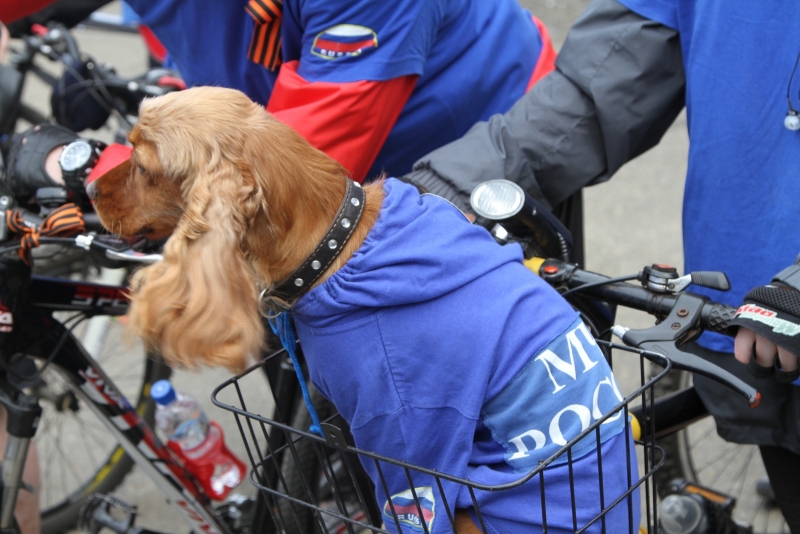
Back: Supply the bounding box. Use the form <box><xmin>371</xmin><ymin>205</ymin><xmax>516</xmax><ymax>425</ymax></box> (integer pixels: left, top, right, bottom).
<box><xmin>152</xmin><ymin>380</ymin><xmax>246</xmax><ymax>500</ymax></box>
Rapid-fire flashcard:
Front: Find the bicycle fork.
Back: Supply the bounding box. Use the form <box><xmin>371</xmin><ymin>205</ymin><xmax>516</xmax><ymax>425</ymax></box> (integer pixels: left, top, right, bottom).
<box><xmin>0</xmin><ymin>383</ymin><xmax>41</xmax><ymax>534</ymax></box>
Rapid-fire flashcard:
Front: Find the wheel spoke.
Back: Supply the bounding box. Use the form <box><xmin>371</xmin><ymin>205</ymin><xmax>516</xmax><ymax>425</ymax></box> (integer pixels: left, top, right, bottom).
<box><xmin>72</xmin><ymin>415</ymin><xmax>104</xmax><ymax>471</ymax></box>
<box><xmin>75</xmin><ymin>413</ymin><xmax>114</xmax><ymax>453</ymax></box>
<box><xmin>728</xmin><ymin>445</ymin><xmax>757</xmax><ymax>499</ymax></box>
<box><xmin>69</xmin><ymin>412</ymin><xmax>113</xmax><ymax>434</ymax></box>
<box><xmin>52</xmin><ymin>417</ymin><xmax>78</xmax><ymax>500</ymax></box>
<box><xmin>42</xmin><ymin>417</ymin><xmax>62</xmax><ymax>504</ymax></box>
<box><xmin>686</xmin><ymin>423</ymin><xmax>717</xmax><ymax>446</ymax></box>
<box><xmin>55</xmin><ymin>418</ymin><xmax>85</xmax><ymax>487</ymax></box>
<box><xmin>692</xmin><ymin>442</ymin><xmax>744</xmax><ymax>479</ymax></box>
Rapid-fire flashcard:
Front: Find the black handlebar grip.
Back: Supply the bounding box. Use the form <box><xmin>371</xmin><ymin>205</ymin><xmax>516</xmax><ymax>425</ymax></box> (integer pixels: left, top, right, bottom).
<box><xmin>705</xmin><ymin>303</ymin><xmax>738</xmax><ymax>334</ymax></box>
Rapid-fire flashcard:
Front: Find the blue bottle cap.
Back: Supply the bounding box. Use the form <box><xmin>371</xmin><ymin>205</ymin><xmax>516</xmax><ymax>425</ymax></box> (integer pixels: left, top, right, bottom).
<box><xmin>151</xmin><ymin>379</ymin><xmax>177</xmax><ymax>405</ymax></box>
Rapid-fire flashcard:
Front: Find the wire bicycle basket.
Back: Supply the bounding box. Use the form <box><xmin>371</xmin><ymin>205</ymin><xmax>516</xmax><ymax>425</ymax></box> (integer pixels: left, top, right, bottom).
<box><xmin>212</xmin><ymin>340</ymin><xmax>668</xmax><ymax>534</ymax></box>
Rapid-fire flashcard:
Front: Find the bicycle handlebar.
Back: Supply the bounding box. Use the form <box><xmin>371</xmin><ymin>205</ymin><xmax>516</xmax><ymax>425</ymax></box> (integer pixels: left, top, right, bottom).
<box><xmin>13</xmin><ymin>23</ymin><xmax>183</xmax><ymax>120</ymax></box>
<box><xmin>536</xmin><ymin>258</ymin><xmax>760</xmax><ymax>407</ymax></box>
<box><xmin>74</xmin><ymin>234</ymin><xmax>163</xmax><ymax>264</ymax></box>
<box><xmin>3</xmin><ymin>205</ymin><xmax>162</xmax><ymax>265</ymax></box>
<box><xmin>537</xmin><ymin>259</ymin><xmax>737</xmax><ymax>333</ymax></box>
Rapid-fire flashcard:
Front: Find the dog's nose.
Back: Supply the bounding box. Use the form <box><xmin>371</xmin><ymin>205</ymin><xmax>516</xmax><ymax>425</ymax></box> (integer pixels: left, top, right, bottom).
<box><xmin>86</xmin><ymin>180</ymin><xmax>97</xmax><ymax>201</ymax></box>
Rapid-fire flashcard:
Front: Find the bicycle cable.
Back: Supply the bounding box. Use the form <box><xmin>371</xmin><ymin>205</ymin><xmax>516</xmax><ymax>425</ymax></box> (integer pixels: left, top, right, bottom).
<box><xmin>559</xmin><ymin>273</ymin><xmax>640</xmax><ymax>298</ymax></box>
<box><xmin>53</xmin><ymin>76</ymin><xmax>120</xmax><ymax>102</ymax></box>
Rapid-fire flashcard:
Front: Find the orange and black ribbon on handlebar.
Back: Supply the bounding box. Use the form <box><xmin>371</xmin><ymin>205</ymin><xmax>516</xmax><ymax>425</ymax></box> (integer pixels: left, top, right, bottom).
<box><xmin>7</xmin><ymin>203</ymin><xmax>86</xmax><ymax>265</ymax></box>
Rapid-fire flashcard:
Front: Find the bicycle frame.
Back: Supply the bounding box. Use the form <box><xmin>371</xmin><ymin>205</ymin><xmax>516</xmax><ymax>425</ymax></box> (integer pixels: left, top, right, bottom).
<box><xmin>1</xmin><ymin>275</ymin><xmax>232</xmax><ymax>534</ymax></box>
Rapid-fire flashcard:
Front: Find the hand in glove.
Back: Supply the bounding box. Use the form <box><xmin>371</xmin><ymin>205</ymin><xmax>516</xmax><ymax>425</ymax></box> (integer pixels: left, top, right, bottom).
<box><xmin>731</xmin><ymin>258</ymin><xmax>800</xmax><ymax>383</ymax></box>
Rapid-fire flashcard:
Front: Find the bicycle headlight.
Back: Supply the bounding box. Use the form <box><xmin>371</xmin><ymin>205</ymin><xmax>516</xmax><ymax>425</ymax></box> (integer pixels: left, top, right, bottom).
<box><xmin>469</xmin><ymin>180</ymin><xmax>525</xmax><ymax>220</ymax></box>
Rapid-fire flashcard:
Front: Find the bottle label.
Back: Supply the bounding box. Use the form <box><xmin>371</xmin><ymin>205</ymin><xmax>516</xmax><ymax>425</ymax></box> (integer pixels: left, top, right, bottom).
<box><xmin>168</xmin><ymin>422</ymin><xmax>247</xmax><ymax>501</ymax></box>
<box><xmin>172</xmin><ymin>415</ymin><xmax>210</xmax><ymax>450</ymax></box>
<box><xmin>183</xmin><ymin>424</ymin><xmax>220</xmax><ymax>460</ymax></box>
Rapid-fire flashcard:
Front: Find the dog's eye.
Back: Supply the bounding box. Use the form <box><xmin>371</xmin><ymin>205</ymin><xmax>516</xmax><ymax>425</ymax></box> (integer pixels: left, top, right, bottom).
<box><xmin>138</xmin><ymin>165</ymin><xmax>146</xmax><ymax>174</ymax></box>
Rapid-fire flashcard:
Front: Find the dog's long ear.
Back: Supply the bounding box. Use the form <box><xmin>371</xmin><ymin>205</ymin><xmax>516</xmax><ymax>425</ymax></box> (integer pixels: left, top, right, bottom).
<box><xmin>127</xmin><ymin>162</ymin><xmax>264</xmax><ymax>372</ymax></box>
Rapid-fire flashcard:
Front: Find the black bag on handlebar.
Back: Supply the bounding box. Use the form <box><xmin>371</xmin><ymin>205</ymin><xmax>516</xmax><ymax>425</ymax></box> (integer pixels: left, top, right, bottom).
<box><xmin>51</xmin><ymin>57</ymin><xmax>113</xmax><ymax>132</ymax></box>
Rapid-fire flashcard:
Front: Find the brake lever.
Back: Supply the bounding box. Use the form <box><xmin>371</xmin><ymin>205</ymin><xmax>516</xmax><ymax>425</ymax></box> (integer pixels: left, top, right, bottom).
<box><xmin>104</xmin><ymin>248</ymin><xmax>163</xmax><ymax>264</ymax></box>
<box><xmin>612</xmin><ymin>293</ymin><xmax>761</xmax><ymax>407</ymax></box>
<box><xmin>75</xmin><ymin>235</ymin><xmax>163</xmax><ymax>264</ymax></box>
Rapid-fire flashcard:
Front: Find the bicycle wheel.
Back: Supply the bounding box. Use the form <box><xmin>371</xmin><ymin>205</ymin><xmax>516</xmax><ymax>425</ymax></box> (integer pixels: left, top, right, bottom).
<box><xmin>653</xmin><ymin>369</ymin><xmax>790</xmax><ymax>534</ymax></box>
<box><xmin>278</xmin><ymin>387</ymin><xmax>338</xmax><ymax>534</ymax></box>
<box><xmin>30</xmin><ymin>317</ymin><xmax>170</xmax><ymax>534</ymax></box>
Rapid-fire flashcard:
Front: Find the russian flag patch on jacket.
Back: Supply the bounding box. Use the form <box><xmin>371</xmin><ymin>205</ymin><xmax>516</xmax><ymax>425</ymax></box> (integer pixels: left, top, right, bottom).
<box><xmin>311</xmin><ymin>24</ymin><xmax>378</xmax><ymax>60</ymax></box>
<box><xmin>383</xmin><ymin>486</ymin><xmax>436</xmax><ymax>532</ymax></box>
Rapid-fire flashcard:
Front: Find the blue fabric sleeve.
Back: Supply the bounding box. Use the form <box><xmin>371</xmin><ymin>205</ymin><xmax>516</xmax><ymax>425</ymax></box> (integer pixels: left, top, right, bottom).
<box><xmin>617</xmin><ymin>0</ymin><xmax>678</xmax><ymax>29</ymax></box>
<box><xmin>288</xmin><ymin>0</ymin><xmax>442</xmax><ymax>83</ymax></box>
<box><xmin>126</xmin><ymin>0</ymin><xmax>277</xmax><ymax>104</ymax></box>
<box><xmin>353</xmin><ymin>406</ymin><xmax>477</xmax><ymax>534</ymax></box>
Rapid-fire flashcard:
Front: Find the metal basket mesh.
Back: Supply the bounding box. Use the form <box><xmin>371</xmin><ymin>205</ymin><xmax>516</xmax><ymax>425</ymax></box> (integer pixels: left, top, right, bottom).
<box><xmin>212</xmin><ymin>340</ymin><xmax>668</xmax><ymax>534</ymax></box>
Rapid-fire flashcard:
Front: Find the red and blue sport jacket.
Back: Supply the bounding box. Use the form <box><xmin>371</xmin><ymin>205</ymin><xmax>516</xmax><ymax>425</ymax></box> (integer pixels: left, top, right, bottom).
<box><xmin>119</xmin><ymin>0</ymin><xmax>555</xmax><ymax>182</ymax></box>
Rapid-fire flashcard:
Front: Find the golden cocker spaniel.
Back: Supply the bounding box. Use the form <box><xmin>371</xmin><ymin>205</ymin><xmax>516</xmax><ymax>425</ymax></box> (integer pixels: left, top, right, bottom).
<box><xmin>88</xmin><ymin>86</ymin><xmax>384</xmax><ymax>372</ymax></box>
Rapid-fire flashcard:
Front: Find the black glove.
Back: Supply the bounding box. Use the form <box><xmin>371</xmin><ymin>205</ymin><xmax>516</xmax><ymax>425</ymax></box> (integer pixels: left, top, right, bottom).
<box><xmin>5</xmin><ymin>123</ymin><xmax>78</xmax><ymax>200</ymax></box>
<box><xmin>729</xmin><ymin>256</ymin><xmax>800</xmax><ymax>383</ymax></box>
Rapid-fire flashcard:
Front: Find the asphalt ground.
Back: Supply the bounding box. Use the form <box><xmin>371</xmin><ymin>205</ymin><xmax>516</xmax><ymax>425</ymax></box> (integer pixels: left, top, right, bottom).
<box><xmin>8</xmin><ymin>1</ymin><xmax>728</xmax><ymax>532</ymax></box>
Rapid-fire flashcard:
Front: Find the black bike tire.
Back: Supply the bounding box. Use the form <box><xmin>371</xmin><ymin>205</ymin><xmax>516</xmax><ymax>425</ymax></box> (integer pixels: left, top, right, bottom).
<box><xmin>277</xmin><ymin>387</ymin><xmax>337</xmax><ymax>534</ymax></box>
<box><xmin>650</xmin><ymin>368</ymin><xmax>688</xmax><ymax>495</ymax></box>
<box><xmin>37</xmin><ymin>353</ymin><xmax>171</xmax><ymax>534</ymax></box>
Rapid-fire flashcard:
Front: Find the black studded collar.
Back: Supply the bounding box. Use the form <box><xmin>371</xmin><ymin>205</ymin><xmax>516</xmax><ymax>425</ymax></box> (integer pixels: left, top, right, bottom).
<box><xmin>260</xmin><ymin>178</ymin><xmax>366</xmax><ymax>312</ymax></box>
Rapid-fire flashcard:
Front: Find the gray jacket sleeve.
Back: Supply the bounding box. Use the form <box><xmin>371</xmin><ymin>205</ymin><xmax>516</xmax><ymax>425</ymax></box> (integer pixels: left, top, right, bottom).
<box><xmin>407</xmin><ymin>0</ymin><xmax>685</xmax><ymax>212</ymax></box>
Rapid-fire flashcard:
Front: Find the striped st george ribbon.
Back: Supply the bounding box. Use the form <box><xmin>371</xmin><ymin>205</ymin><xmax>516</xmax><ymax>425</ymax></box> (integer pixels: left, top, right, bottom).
<box><xmin>246</xmin><ymin>0</ymin><xmax>283</xmax><ymax>71</ymax></box>
<box><xmin>7</xmin><ymin>203</ymin><xmax>86</xmax><ymax>265</ymax></box>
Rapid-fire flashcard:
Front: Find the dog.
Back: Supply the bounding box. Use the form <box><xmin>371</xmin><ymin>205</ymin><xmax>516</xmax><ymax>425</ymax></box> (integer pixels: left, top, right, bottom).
<box><xmin>90</xmin><ymin>86</ymin><xmax>637</xmax><ymax>534</ymax></box>
<box><xmin>89</xmin><ymin>86</ymin><xmax>384</xmax><ymax>372</ymax></box>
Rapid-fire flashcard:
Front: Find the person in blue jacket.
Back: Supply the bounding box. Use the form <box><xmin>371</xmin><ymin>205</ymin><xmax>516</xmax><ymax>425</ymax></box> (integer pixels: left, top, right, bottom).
<box><xmin>120</xmin><ymin>0</ymin><xmax>556</xmax><ymax>184</ymax></box>
<box><xmin>292</xmin><ymin>178</ymin><xmax>639</xmax><ymax>533</ymax></box>
<box><xmin>2</xmin><ymin>0</ymin><xmax>556</xmax><ymax>184</ymax></box>
<box><xmin>406</xmin><ymin>0</ymin><xmax>800</xmax><ymax>530</ymax></box>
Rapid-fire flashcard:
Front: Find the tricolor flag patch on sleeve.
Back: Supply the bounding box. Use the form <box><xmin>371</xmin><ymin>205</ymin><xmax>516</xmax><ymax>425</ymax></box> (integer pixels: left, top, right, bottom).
<box><xmin>383</xmin><ymin>486</ymin><xmax>435</xmax><ymax>532</ymax></box>
<box><xmin>311</xmin><ymin>24</ymin><xmax>378</xmax><ymax>60</ymax></box>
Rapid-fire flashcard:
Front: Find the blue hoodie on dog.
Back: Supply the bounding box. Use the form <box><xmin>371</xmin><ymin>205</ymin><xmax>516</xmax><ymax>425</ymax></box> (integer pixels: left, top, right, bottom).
<box><xmin>292</xmin><ymin>179</ymin><xmax>639</xmax><ymax>533</ymax></box>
